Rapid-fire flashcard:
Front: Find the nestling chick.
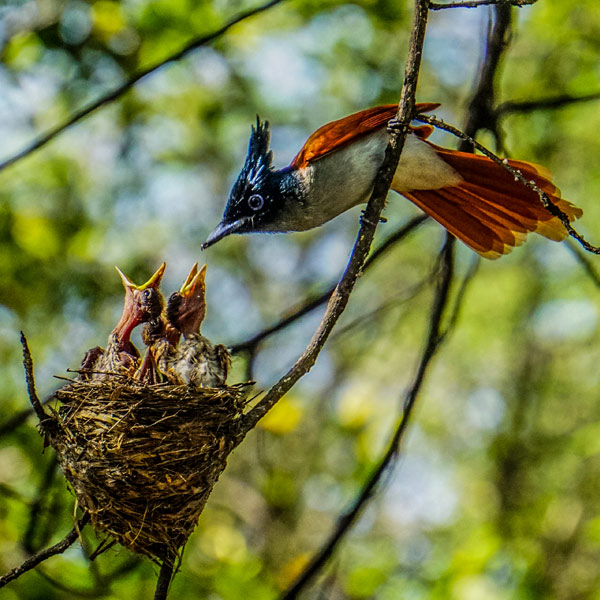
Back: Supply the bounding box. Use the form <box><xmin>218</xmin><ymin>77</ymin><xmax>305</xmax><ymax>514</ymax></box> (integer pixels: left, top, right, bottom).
<box><xmin>80</xmin><ymin>263</ymin><xmax>166</xmax><ymax>379</ymax></box>
<box><xmin>166</xmin><ymin>263</ymin><xmax>231</xmax><ymax>388</ymax></box>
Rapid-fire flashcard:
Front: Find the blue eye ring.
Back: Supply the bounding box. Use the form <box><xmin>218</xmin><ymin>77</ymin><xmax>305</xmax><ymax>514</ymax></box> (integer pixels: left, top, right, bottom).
<box><xmin>248</xmin><ymin>194</ymin><xmax>264</xmax><ymax>211</ymax></box>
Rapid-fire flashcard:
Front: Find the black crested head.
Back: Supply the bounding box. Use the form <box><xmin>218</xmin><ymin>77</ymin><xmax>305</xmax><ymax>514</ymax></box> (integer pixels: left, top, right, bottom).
<box><xmin>203</xmin><ymin>117</ymin><xmax>284</xmax><ymax>249</ymax></box>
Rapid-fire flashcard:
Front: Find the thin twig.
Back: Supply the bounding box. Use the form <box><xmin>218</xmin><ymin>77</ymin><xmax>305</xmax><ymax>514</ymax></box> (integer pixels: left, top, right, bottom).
<box><xmin>430</xmin><ymin>0</ymin><xmax>536</xmax><ymax>8</ymax></box>
<box><xmin>240</xmin><ymin>0</ymin><xmax>431</xmax><ymax>434</ymax></box>
<box><xmin>566</xmin><ymin>240</ymin><xmax>600</xmax><ymax>289</ymax></box>
<box><xmin>497</xmin><ymin>91</ymin><xmax>600</xmax><ymax>115</ymax></box>
<box><xmin>0</xmin><ymin>0</ymin><xmax>288</xmax><ymax>173</ymax></box>
<box><xmin>20</xmin><ymin>332</ymin><xmax>52</xmax><ymax>426</ymax></box>
<box><xmin>0</xmin><ymin>513</ymin><xmax>89</xmax><ymax>589</ymax></box>
<box><xmin>281</xmin><ymin>236</ymin><xmax>456</xmax><ymax>600</ymax></box>
<box><xmin>415</xmin><ymin>113</ymin><xmax>600</xmax><ymax>255</ymax></box>
<box><xmin>230</xmin><ymin>215</ymin><xmax>428</xmax><ymax>355</ymax></box>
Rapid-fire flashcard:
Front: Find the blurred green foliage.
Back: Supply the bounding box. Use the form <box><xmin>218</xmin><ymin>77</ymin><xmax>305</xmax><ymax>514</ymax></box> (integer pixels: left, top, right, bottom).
<box><xmin>1</xmin><ymin>0</ymin><xmax>600</xmax><ymax>598</ymax></box>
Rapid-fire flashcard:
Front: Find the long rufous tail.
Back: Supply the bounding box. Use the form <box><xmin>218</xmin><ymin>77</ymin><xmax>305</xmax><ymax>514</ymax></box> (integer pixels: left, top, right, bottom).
<box><xmin>397</xmin><ymin>147</ymin><xmax>582</xmax><ymax>259</ymax></box>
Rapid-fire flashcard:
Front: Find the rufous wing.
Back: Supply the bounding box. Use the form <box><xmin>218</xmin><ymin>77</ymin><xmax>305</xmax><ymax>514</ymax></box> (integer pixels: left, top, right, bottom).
<box><xmin>290</xmin><ymin>103</ymin><xmax>440</xmax><ymax>169</ymax></box>
<box><xmin>397</xmin><ymin>146</ymin><xmax>583</xmax><ymax>259</ymax></box>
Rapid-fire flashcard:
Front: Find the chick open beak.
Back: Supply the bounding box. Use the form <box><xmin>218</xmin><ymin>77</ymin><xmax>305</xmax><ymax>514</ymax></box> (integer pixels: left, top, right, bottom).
<box><xmin>113</xmin><ymin>263</ymin><xmax>166</xmax><ymax>341</ymax></box>
<box><xmin>116</xmin><ymin>262</ymin><xmax>166</xmax><ymax>291</ymax></box>
<box><xmin>180</xmin><ymin>263</ymin><xmax>206</xmax><ymax>296</ymax></box>
<box><xmin>167</xmin><ymin>263</ymin><xmax>208</xmax><ymax>336</ymax></box>
<box><xmin>179</xmin><ymin>262</ymin><xmax>199</xmax><ymax>293</ymax></box>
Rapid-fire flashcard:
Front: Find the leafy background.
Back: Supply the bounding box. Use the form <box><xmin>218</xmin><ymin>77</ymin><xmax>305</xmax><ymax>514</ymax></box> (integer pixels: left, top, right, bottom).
<box><xmin>1</xmin><ymin>0</ymin><xmax>600</xmax><ymax>598</ymax></box>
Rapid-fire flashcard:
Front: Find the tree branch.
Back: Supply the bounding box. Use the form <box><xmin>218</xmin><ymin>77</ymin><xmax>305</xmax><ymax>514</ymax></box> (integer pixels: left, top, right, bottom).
<box><xmin>497</xmin><ymin>91</ymin><xmax>600</xmax><ymax>115</ymax></box>
<box><xmin>430</xmin><ymin>0</ymin><xmax>537</xmax><ymax>8</ymax></box>
<box><xmin>154</xmin><ymin>558</ymin><xmax>175</xmax><ymax>600</ymax></box>
<box><xmin>282</xmin><ymin>5</ymin><xmax>513</xmax><ymax>596</ymax></box>
<box><xmin>0</xmin><ymin>0</ymin><xmax>288</xmax><ymax>173</ymax></box>
<box><xmin>240</xmin><ymin>0</ymin><xmax>431</xmax><ymax>434</ymax></box>
<box><xmin>566</xmin><ymin>241</ymin><xmax>600</xmax><ymax>289</ymax></box>
<box><xmin>20</xmin><ymin>333</ymin><xmax>53</xmax><ymax>427</ymax></box>
<box><xmin>281</xmin><ymin>236</ymin><xmax>456</xmax><ymax>600</ymax></box>
<box><xmin>0</xmin><ymin>513</ymin><xmax>89</xmax><ymax>589</ymax></box>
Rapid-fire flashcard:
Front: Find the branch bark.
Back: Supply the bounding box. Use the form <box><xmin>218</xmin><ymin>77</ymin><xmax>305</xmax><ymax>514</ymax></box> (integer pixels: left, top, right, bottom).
<box><xmin>430</xmin><ymin>0</ymin><xmax>537</xmax><ymax>8</ymax></box>
<box><xmin>20</xmin><ymin>333</ymin><xmax>54</xmax><ymax>429</ymax></box>
<box><xmin>154</xmin><ymin>558</ymin><xmax>175</xmax><ymax>600</ymax></box>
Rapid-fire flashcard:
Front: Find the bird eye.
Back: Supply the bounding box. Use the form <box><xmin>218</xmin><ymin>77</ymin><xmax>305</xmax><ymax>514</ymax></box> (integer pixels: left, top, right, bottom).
<box><xmin>143</xmin><ymin>289</ymin><xmax>151</xmax><ymax>298</ymax></box>
<box><xmin>247</xmin><ymin>194</ymin><xmax>264</xmax><ymax>211</ymax></box>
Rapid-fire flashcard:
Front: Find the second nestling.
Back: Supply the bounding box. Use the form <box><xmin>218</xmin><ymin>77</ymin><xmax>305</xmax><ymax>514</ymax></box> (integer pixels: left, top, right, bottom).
<box><xmin>79</xmin><ymin>262</ymin><xmax>230</xmax><ymax>388</ymax></box>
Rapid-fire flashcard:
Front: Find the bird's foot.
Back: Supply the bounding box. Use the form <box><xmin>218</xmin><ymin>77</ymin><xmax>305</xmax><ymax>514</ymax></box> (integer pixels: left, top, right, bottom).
<box><xmin>387</xmin><ymin>118</ymin><xmax>407</xmax><ymax>134</ymax></box>
<box><xmin>360</xmin><ymin>210</ymin><xmax>387</xmax><ymax>227</ymax></box>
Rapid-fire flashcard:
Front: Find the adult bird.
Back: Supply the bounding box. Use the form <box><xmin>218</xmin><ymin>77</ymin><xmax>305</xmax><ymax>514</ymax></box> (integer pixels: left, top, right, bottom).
<box><xmin>203</xmin><ymin>103</ymin><xmax>582</xmax><ymax>259</ymax></box>
<box><xmin>79</xmin><ymin>263</ymin><xmax>166</xmax><ymax>380</ymax></box>
<box><xmin>165</xmin><ymin>263</ymin><xmax>231</xmax><ymax>388</ymax></box>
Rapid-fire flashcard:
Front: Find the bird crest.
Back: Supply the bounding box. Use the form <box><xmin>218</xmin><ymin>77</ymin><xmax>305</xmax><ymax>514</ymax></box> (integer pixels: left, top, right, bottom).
<box><xmin>242</xmin><ymin>116</ymin><xmax>273</xmax><ymax>189</ymax></box>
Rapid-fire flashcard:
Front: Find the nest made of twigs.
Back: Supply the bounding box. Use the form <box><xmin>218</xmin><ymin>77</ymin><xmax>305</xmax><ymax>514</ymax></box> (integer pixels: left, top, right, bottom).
<box><xmin>49</xmin><ymin>378</ymin><xmax>251</xmax><ymax>562</ymax></box>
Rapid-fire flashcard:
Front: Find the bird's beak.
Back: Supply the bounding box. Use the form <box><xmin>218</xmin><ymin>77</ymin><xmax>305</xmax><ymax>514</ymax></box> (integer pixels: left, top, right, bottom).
<box><xmin>113</xmin><ymin>263</ymin><xmax>166</xmax><ymax>341</ymax></box>
<box><xmin>139</xmin><ymin>262</ymin><xmax>167</xmax><ymax>291</ymax></box>
<box><xmin>202</xmin><ymin>219</ymin><xmax>249</xmax><ymax>250</ymax></box>
<box><xmin>179</xmin><ymin>262</ymin><xmax>199</xmax><ymax>292</ymax></box>
<box><xmin>115</xmin><ymin>262</ymin><xmax>166</xmax><ymax>291</ymax></box>
<box><xmin>180</xmin><ymin>263</ymin><xmax>206</xmax><ymax>296</ymax></box>
<box><xmin>170</xmin><ymin>264</ymin><xmax>208</xmax><ymax>336</ymax></box>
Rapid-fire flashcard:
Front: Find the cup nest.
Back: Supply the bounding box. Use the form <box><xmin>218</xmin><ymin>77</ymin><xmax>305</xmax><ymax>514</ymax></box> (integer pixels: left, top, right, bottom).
<box><xmin>49</xmin><ymin>378</ymin><xmax>251</xmax><ymax>562</ymax></box>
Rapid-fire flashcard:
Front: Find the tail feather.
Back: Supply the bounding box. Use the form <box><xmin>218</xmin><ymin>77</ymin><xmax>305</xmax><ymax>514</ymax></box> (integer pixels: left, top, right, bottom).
<box><xmin>394</xmin><ymin>147</ymin><xmax>582</xmax><ymax>258</ymax></box>
<box><xmin>403</xmin><ymin>188</ymin><xmax>521</xmax><ymax>259</ymax></box>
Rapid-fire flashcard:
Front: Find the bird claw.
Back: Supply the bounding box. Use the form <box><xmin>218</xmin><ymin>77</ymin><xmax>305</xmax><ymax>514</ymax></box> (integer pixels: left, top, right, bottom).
<box><xmin>387</xmin><ymin>118</ymin><xmax>405</xmax><ymax>133</ymax></box>
<box><xmin>360</xmin><ymin>210</ymin><xmax>387</xmax><ymax>227</ymax></box>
